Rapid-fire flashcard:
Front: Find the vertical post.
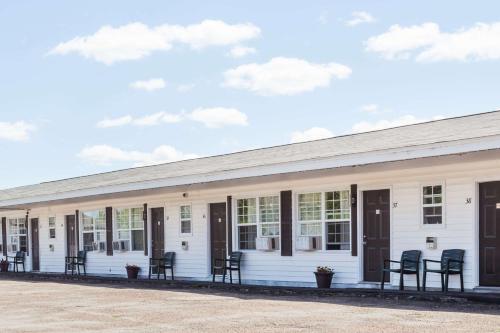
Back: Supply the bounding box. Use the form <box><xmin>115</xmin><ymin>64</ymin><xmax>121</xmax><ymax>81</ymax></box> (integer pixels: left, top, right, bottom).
<box><xmin>25</xmin><ymin>211</ymin><xmax>29</xmax><ymax>256</ymax></box>
<box><xmin>280</xmin><ymin>190</ymin><xmax>293</xmax><ymax>256</ymax></box>
<box><xmin>227</xmin><ymin>196</ymin><xmax>232</xmax><ymax>256</ymax></box>
<box><xmin>105</xmin><ymin>207</ymin><xmax>113</xmax><ymax>256</ymax></box>
<box><xmin>351</xmin><ymin>184</ymin><xmax>358</xmax><ymax>256</ymax></box>
<box><xmin>2</xmin><ymin>217</ymin><xmax>7</xmax><ymax>256</ymax></box>
<box><xmin>75</xmin><ymin>210</ymin><xmax>80</xmax><ymax>251</ymax></box>
<box><xmin>143</xmin><ymin>203</ymin><xmax>148</xmax><ymax>256</ymax></box>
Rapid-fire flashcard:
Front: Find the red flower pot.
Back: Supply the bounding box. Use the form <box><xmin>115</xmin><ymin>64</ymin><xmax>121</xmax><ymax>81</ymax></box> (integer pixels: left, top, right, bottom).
<box><xmin>314</xmin><ymin>272</ymin><xmax>334</xmax><ymax>288</ymax></box>
<box><xmin>126</xmin><ymin>266</ymin><xmax>140</xmax><ymax>279</ymax></box>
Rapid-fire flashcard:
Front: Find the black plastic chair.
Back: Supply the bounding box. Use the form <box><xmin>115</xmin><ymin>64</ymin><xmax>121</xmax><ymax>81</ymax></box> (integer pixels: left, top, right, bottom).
<box><xmin>381</xmin><ymin>250</ymin><xmax>421</xmax><ymax>291</ymax></box>
<box><xmin>7</xmin><ymin>251</ymin><xmax>25</xmax><ymax>272</ymax></box>
<box><xmin>423</xmin><ymin>249</ymin><xmax>465</xmax><ymax>292</ymax></box>
<box><xmin>213</xmin><ymin>251</ymin><xmax>243</xmax><ymax>284</ymax></box>
<box><xmin>65</xmin><ymin>251</ymin><xmax>86</xmax><ymax>275</ymax></box>
<box><xmin>149</xmin><ymin>252</ymin><xmax>175</xmax><ymax>280</ymax></box>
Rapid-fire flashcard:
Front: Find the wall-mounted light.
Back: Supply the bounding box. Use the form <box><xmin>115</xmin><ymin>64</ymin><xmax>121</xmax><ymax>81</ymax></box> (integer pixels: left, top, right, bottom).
<box><xmin>182</xmin><ymin>192</ymin><xmax>188</xmax><ymax>198</ymax></box>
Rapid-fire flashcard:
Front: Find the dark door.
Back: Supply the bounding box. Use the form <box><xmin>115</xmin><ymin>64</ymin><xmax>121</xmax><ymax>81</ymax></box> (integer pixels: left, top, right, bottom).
<box><xmin>30</xmin><ymin>218</ymin><xmax>40</xmax><ymax>271</ymax></box>
<box><xmin>479</xmin><ymin>181</ymin><xmax>500</xmax><ymax>286</ymax></box>
<box><xmin>363</xmin><ymin>189</ymin><xmax>390</xmax><ymax>282</ymax></box>
<box><xmin>66</xmin><ymin>215</ymin><xmax>77</xmax><ymax>257</ymax></box>
<box><xmin>210</xmin><ymin>203</ymin><xmax>227</xmax><ymax>267</ymax></box>
<box><xmin>151</xmin><ymin>207</ymin><xmax>165</xmax><ymax>260</ymax></box>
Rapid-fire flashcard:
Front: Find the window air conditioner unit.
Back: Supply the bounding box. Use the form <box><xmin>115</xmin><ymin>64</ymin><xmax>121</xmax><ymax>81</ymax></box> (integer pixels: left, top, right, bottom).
<box><xmin>8</xmin><ymin>244</ymin><xmax>17</xmax><ymax>252</ymax></box>
<box><xmin>92</xmin><ymin>242</ymin><xmax>98</xmax><ymax>251</ymax></box>
<box><xmin>98</xmin><ymin>241</ymin><xmax>106</xmax><ymax>252</ymax></box>
<box><xmin>119</xmin><ymin>240</ymin><xmax>130</xmax><ymax>252</ymax></box>
<box><xmin>256</xmin><ymin>237</ymin><xmax>279</xmax><ymax>251</ymax></box>
<box><xmin>296</xmin><ymin>236</ymin><xmax>322</xmax><ymax>251</ymax></box>
<box><xmin>112</xmin><ymin>241</ymin><xmax>120</xmax><ymax>251</ymax></box>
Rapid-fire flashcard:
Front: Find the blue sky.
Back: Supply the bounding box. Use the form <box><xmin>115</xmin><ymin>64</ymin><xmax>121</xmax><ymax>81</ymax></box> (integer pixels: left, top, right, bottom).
<box><xmin>1</xmin><ymin>0</ymin><xmax>500</xmax><ymax>189</ymax></box>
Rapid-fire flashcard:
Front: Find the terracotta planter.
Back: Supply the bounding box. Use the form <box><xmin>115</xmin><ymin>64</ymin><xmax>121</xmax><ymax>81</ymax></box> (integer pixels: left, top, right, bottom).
<box><xmin>0</xmin><ymin>261</ymin><xmax>9</xmax><ymax>272</ymax></box>
<box><xmin>314</xmin><ymin>272</ymin><xmax>333</xmax><ymax>288</ymax></box>
<box><xmin>126</xmin><ymin>266</ymin><xmax>140</xmax><ymax>279</ymax></box>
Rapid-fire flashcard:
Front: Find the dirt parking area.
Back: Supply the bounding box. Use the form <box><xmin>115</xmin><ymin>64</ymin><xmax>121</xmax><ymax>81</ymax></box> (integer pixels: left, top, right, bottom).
<box><xmin>0</xmin><ymin>280</ymin><xmax>498</xmax><ymax>333</ymax></box>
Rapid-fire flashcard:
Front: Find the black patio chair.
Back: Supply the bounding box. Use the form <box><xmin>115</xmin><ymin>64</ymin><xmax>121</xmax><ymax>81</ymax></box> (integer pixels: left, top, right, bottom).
<box><xmin>65</xmin><ymin>251</ymin><xmax>86</xmax><ymax>275</ymax></box>
<box><xmin>149</xmin><ymin>252</ymin><xmax>175</xmax><ymax>280</ymax></box>
<box><xmin>7</xmin><ymin>251</ymin><xmax>25</xmax><ymax>272</ymax></box>
<box><xmin>381</xmin><ymin>250</ymin><xmax>421</xmax><ymax>291</ymax></box>
<box><xmin>212</xmin><ymin>251</ymin><xmax>243</xmax><ymax>284</ymax></box>
<box><xmin>423</xmin><ymin>249</ymin><xmax>465</xmax><ymax>292</ymax></box>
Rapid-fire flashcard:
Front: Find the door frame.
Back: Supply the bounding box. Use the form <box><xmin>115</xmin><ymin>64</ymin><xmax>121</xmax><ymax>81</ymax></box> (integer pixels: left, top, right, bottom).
<box><xmin>208</xmin><ymin>202</ymin><xmax>228</xmax><ymax>270</ymax></box>
<box><xmin>65</xmin><ymin>214</ymin><xmax>77</xmax><ymax>257</ymax></box>
<box><xmin>30</xmin><ymin>218</ymin><xmax>40</xmax><ymax>271</ymax></box>
<box><xmin>357</xmin><ymin>184</ymin><xmax>394</xmax><ymax>284</ymax></box>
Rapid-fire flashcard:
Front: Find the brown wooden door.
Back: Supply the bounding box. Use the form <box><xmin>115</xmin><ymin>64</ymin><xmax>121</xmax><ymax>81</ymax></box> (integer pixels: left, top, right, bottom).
<box><xmin>151</xmin><ymin>207</ymin><xmax>165</xmax><ymax>260</ymax></box>
<box><xmin>363</xmin><ymin>189</ymin><xmax>390</xmax><ymax>282</ymax></box>
<box><xmin>30</xmin><ymin>218</ymin><xmax>40</xmax><ymax>271</ymax></box>
<box><xmin>210</xmin><ymin>203</ymin><xmax>227</xmax><ymax>268</ymax></box>
<box><xmin>479</xmin><ymin>181</ymin><xmax>500</xmax><ymax>286</ymax></box>
<box><xmin>66</xmin><ymin>215</ymin><xmax>77</xmax><ymax>257</ymax></box>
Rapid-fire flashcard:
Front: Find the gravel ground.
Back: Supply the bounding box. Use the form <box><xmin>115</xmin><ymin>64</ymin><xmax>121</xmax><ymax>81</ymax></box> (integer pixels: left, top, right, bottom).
<box><xmin>0</xmin><ymin>280</ymin><xmax>498</xmax><ymax>333</ymax></box>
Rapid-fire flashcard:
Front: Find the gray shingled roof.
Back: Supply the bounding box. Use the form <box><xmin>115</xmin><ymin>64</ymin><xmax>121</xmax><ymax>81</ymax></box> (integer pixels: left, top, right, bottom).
<box><xmin>1</xmin><ymin>110</ymin><xmax>500</xmax><ymax>204</ymax></box>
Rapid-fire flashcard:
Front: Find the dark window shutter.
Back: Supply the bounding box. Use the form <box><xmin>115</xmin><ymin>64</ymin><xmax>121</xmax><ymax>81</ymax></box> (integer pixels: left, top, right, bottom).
<box><xmin>2</xmin><ymin>217</ymin><xmax>7</xmax><ymax>256</ymax></box>
<box><xmin>227</xmin><ymin>196</ymin><xmax>233</xmax><ymax>255</ymax></box>
<box><xmin>143</xmin><ymin>203</ymin><xmax>148</xmax><ymax>256</ymax></box>
<box><xmin>280</xmin><ymin>190</ymin><xmax>293</xmax><ymax>256</ymax></box>
<box><xmin>75</xmin><ymin>210</ymin><xmax>80</xmax><ymax>251</ymax></box>
<box><xmin>351</xmin><ymin>184</ymin><xmax>358</xmax><ymax>256</ymax></box>
<box><xmin>106</xmin><ymin>207</ymin><xmax>113</xmax><ymax>256</ymax></box>
<box><xmin>25</xmin><ymin>212</ymin><xmax>29</xmax><ymax>255</ymax></box>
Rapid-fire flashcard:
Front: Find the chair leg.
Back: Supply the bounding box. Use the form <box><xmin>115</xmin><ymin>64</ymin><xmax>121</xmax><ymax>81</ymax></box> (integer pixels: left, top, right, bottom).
<box><xmin>444</xmin><ymin>272</ymin><xmax>449</xmax><ymax>293</ymax></box>
<box><xmin>222</xmin><ymin>267</ymin><xmax>226</xmax><ymax>283</ymax></box>
<box><xmin>416</xmin><ymin>272</ymin><xmax>420</xmax><ymax>292</ymax></box>
<box><xmin>171</xmin><ymin>267</ymin><xmax>174</xmax><ymax>281</ymax></box>
<box><xmin>399</xmin><ymin>272</ymin><xmax>404</xmax><ymax>291</ymax></box>
<box><xmin>460</xmin><ymin>271</ymin><xmax>464</xmax><ymax>292</ymax></box>
<box><xmin>83</xmin><ymin>264</ymin><xmax>86</xmax><ymax>276</ymax></box>
<box><xmin>381</xmin><ymin>270</ymin><xmax>385</xmax><ymax>290</ymax></box>
<box><xmin>229</xmin><ymin>269</ymin><xmax>233</xmax><ymax>284</ymax></box>
<box><xmin>440</xmin><ymin>273</ymin><xmax>445</xmax><ymax>292</ymax></box>
<box><xmin>157</xmin><ymin>267</ymin><xmax>160</xmax><ymax>280</ymax></box>
<box><xmin>212</xmin><ymin>268</ymin><xmax>216</xmax><ymax>282</ymax></box>
<box><xmin>77</xmin><ymin>264</ymin><xmax>80</xmax><ymax>275</ymax></box>
<box><xmin>149</xmin><ymin>266</ymin><xmax>151</xmax><ymax>279</ymax></box>
<box><xmin>423</xmin><ymin>271</ymin><xmax>426</xmax><ymax>291</ymax></box>
<box><xmin>238</xmin><ymin>268</ymin><xmax>241</xmax><ymax>285</ymax></box>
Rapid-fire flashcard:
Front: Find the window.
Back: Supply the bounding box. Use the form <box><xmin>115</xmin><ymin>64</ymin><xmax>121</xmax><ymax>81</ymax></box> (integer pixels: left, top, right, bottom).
<box><xmin>237</xmin><ymin>198</ymin><xmax>257</xmax><ymax>250</ymax></box>
<box><xmin>48</xmin><ymin>217</ymin><xmax>56</xmax><ymax>239</ymax></box>
<box><xmin>82</xmin><ymin>209</ymin><xmax>106</xmax><ymax>251</ymax></box>
<box><xmin>8</xmin><ymin>218</ymin><xmax>27</xmax><ymax>252</ymax></box>
<box><xmin>298</xmin><ymin>193</ymin><xmax>322</xmax><ymax>236</ymax></box>
<box><xmin>115</xmin><ymin>207</ymin><xmax>144</xmax><ymax>251</ymax></box>
<box><xmin>422</xmin><ymin>185</ymin><xmax>443</xmax><ymax>224</ymax></box>
<box><xmin>236</xmin><ymin>196</ymin><xmax>280</xmax><ymax>250</ymax></box>
<box><xmin>180</xmin><ymin>205</ymin><xmax>192</xmax><ymax>235</ymax></box>
<box><xmin>298</xmin><ymin>190</ymin><xmax>351</xmax><ymax>251</ymax></box>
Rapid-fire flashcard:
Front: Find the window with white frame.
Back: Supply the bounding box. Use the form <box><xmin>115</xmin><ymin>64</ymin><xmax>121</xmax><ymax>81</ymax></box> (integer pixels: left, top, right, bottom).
<box><xmin>236</xmin><ymin>196</ymin><xmax>280</xmax><ymax>250</ymax></box>
<box><xmin>422</xmin><ymin>185</ymin><xmax>443</xmax><ymax>224</ymax></box>
<box><xmin>298</xmin><ymin>193</ymin><xmax>322</xmax><ymax>236</ymax></box>
<box><xmin>8</xmin><ymin>217</ymin><xmax>27</xmax><ymax>252</ymax></box>
<box><xmin>298</xmin><ymin>191</ymin><xmax>351</xmax><ymax>251</ymax></box>
<box><xmin>325</xmin><ymin>190</ymin><xmax>351</xmax><ymax>250</ymax></box>
<box><xmin>236</xmin><ymin>198</ymin><xmax>257</xmax><ymax>250</ymax></box>
<box><xmin>48</xmin><ymin>217</ymin><xmax>56</xmax><ymax>239</ymax></box>
<box><xmin>82</xmin><ymin>209</ymin><xmax>106</xmax><ymax>251</ymax></box>
<box><xmin>115</xmin><ymin>207</ymin><xmax>144</xmax><ymax>251</ymax></box>
<box><xmin>180</xmin><ymin>205</ymin><xmax>192</xmax><ymax>235</ymax></box>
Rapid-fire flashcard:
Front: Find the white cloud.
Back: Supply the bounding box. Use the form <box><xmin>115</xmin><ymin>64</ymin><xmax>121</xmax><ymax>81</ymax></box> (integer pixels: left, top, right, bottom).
<box><xmin>318</xmin><ymin>11</ymin><xmax>328</xmax><ymax>25</ymax></box>
<box><xmin>351</xmin><ymin>115</ymin><xmax>444</xmax><ymax>133</ymax></box>
<box><xmin>227</xmin><ymin>46</ymin><xmax>256</xmax><ymax>58</ymax></box>
<box><xmin>130</xmin><ymin>78</ymin><xmax>166</xmax><ymax>91</ymax></box>
<box><xmin>366</xmin><ymin>22</ymin><xmax>500</xmax><ymax>62</ymax></box>
<box><xmin>0</xmin><ymin>121</ymin><xmax>36</xmax><ymax>141</ymax></box>
<box><xmin>177</xmin><ymin>83</ymin><xmax>196</xmax><ymax>93</ymax></box>
<box><xmin>290</xmin><ymin>127</ymin><xmax>333</xmax><ymax>143</ymax></box>
<box><xmin>49</xmin><ymin>20</ymin><xmax>261</xmax><ymax>65</ymax></box>
<box><xmin>346</xmin><ymin>11</ymin><xmax>375</xmax><ymax>27</ymax></box>
<box><xmin>78</xmin><ymin>144</ymin><xmax>198</xmax><ymax>167</ymax></box>
<box><xmin>188</xmin><ymin>107</ymin><xmax>248</xmax><ymax>128</ymax></box>
<box><xmin>97</xmin><ymin>112</ymin><xmax>182</xmax><ymax>128</ymax></box>
<box><xmin>223</xmin><ymin>57</ymin><xmax>351</xmax><ymax>96</ymax></box>
<box><xmin>360</xmin><ymin>104</ymin><xmax>379</xmax><ymax>113</ymax></box>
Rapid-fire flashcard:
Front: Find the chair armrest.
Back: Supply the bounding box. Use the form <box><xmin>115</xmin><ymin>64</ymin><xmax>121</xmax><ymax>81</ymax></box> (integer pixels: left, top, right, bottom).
<box><xmin>447</xmin><ymin>258</ymin><xmax>464</xmax><ymax>264</ymax></box>
<box><xmin>149</xmin><ymin>258</ymin><xmax>161</xmax><ymax>265</ymax></box>
<box><xmin>402</xmin><ymin>259</ymin><xmax>419</xmax><ymax>264</ymax></box>
<box><xmin>423</xmin><ymin>259</ymin><xmax>440</xmax><ymax>263</ymax></box>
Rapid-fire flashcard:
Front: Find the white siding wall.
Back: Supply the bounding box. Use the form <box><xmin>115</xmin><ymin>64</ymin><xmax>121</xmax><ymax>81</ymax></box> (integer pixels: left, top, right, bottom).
<box><xmin>1</xmin><ymin>156</ymin><xmax>499</xmax><ymax>290</ymax></box>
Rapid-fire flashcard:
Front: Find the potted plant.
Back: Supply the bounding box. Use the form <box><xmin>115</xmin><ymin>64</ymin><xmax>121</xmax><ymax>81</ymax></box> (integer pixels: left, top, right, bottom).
<box><xmin>0</xmin><ymin>259</ymin><xmax>9</xmax><ymax>272</ymax></box>
<box><xmin>314</xmin><ymin>266</ymin><xmax>334</xmax><ymax>288</ymax></box>
<box><xmin>125</xmin><ymin>264</ymin><xmax>140</xmax><ymax>279</ymax></box>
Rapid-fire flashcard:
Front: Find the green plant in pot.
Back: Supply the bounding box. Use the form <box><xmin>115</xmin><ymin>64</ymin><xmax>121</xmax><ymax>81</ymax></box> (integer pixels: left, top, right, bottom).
<box><xmin>0</xmin><ymin>259</ymin><xmax>9</xmax><ymax>272</ymax></box>
<box><xmin>314</xmin><ymin>266</ymin><xmax>334</xmax><ymax>288</ymax></box>
<box><xmin>125</xmin><ymin>264</ymin><xmax>140</xmax><ymax>279</ymax></box>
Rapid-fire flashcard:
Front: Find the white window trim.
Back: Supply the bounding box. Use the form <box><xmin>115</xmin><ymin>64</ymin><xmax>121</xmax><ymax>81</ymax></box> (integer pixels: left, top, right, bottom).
<box><xmin>48</xmin><ymin>216</ymin><xmax>57</xmax><ymax>239</ymax></box>
<box><xmin>234</xmin><ymin>195</ymin><xmax>281</xmax><ymax>251</ymax></box>
<box><xmin>7</xmin><ymin>216</ymin><xmax>27</xmax><ymax>253</ymax></box>
<box><xmin>114</xmin><ymin>206</ymin><xmax>145</xmax><ymax>252</ymax></box>
<box><xmin>80</xmin><ymin>208</ymin><xmax>107</xmax><ymax>253</ymax></box>
<box><xmin>295</xmin><ymin>189</ymin><xmax>352</xmax><ymax>252</ymax></box>
<box><xmin>420</xmin><ymin>182</ymin><xmax>446</xmax><ymax>229</ymax></box>
<box><xmin>179</xmin><ymin>204</ymin><xmax>193</xmax><ymax>236</ymax></box>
